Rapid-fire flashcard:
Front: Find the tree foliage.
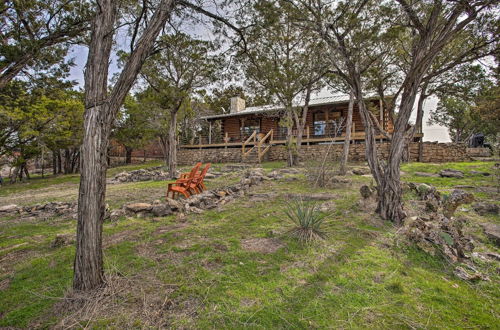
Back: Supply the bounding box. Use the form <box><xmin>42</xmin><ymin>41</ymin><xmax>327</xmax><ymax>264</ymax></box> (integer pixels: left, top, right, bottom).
<box><xmin>0</xmin><ymin>0</ymin><xmax>91</xmax><ymax>88</ymax></box>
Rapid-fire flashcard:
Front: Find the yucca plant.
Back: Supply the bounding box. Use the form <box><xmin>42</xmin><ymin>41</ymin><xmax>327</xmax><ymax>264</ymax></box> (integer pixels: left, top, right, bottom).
<box><xmin>284</xmin><ymin>199</ymin><xmax>327</xmax><ymax>243</ymax></box>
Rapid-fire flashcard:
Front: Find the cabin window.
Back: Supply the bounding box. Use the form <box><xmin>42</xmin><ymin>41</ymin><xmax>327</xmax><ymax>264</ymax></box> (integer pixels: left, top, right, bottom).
<box><xmin>314</xmin><ymin>112</ymin><xmax>326</xmax><ymax>136</ymax></box>
<box><xmin>240</xmin><ymin>118</ymin><xmax>260</xmax><ymax>137</ymax></box>
<box><xmin>327</xmin><ymin>110</ymin><xmax>343</xmax><ymax>136</ymax></box>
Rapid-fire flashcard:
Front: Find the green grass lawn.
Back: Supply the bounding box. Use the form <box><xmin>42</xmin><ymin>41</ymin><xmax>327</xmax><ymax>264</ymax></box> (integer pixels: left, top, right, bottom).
<box><xmin>0</xmin><ymin>160</ymin><xmax>498</xmax><ymax>328</ymax></box>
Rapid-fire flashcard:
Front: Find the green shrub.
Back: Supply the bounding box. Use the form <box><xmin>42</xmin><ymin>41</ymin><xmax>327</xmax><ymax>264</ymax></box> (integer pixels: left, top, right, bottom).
<box><xmin>284</xmin><ymin>199</ymin><xmax>327</xmax><ymax>243</ymax></box>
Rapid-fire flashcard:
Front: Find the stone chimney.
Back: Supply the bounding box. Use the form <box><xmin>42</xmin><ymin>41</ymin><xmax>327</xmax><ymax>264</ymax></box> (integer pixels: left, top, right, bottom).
<box><xmin>230</xmin><ymin>97</ymin><xmax>246</xmax><ymax>113</ymax></box>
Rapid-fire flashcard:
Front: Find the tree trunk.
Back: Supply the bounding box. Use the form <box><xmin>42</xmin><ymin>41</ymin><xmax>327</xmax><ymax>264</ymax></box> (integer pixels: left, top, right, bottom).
<box><xmin>74</xmin><ymin>0</ymin><xmax>175</xmax><ymax>291</ymax></box>
<box><xmin>339</xmin><ymin>90</ymin><xmax>354</xmax><ymax>175</ymax></box>
<box><xmin>64</xmin><ymin>149</ymin><xmax>72</xmax><ymax>174</ymax></box>
<box><xmin>71</xmin><ymin>149</ymin><xmax>80</xmax><ymax>173</ymax></box>
<box><xmin>74</xmin><ymin>104</ymin><xmax>109</xmax><ymax>291</ymax></box>
<box><xmin>285</xmin><ymin>110</ymin><xmax>295</xmax><ymax>167</ymax></box>
<box><xmin>52</xmin><ymin>152</ymin><xmax>57</xmax><ymax>175</ymax></box>
<box><xmin>294</xmin><ymin>87</ymin><xmax>312</xmax><ymax>165</ymax></box>
<box><xmin>57</xmin><ymin>150</ymin><xmax>62</xmax><ymax>174</ymax></box>
<box><xmin>376</xmin><ymin>84</ymin><xmax>421</xmax><ymax>225</ymax></box>
<box><xmin>168</xmin><ymin>111</ymin><xmax>178</xmax><ymax>178</ymax></box>
<box><xmin>125</xmin><ymin>146</ymin><xmax>133</xmax><ymax>164</ymax></box>
<box><xmin>159</xmin><ymin>136</ymin><xmax>169</xmax><ymax>167</ymax></box>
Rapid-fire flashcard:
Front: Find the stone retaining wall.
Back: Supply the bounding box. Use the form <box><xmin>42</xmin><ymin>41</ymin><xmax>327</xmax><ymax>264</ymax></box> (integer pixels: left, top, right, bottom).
<box><xmin>466</xmin><ymin>147</ymin><xmax>492</xmax><ymax>158</ymax></box>
<box><xmin>177</xmin><ymin>142</ymin><xmax>471</xmax><ymax>164</ymax></box>
<box><xmin>177</xmin><ymin>148</ymin><xmax>243</xmax><ymax>165</ymax></box>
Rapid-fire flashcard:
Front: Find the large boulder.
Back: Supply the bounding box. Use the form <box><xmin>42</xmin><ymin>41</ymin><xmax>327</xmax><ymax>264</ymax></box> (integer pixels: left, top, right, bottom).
<box><xmin>439</xmin><ymin>169</ymin><xmax>464</xmax><ymax>178</ymax></box>
<box><xmin>165</xmin><ymin>198</ymin><xmax>185</xmax><ymax>212</ymax></box>
<box><xmin>151</xmin><ymin>204</ymin><xmax>173</xmax><ymax>217</ymax></box>
<box><xmin>352</xmin><ymin>168</ymin><xmax>370</xmax><ymax>175</ymax></box>
<box><xmin>0</xmin><ymin>204</ymin><xmax>19</xmax><ymax>213</ymax></box>
<box><xmin>442</xmin><ymin>190</ymin><xmax>474</xmax><ymax>217</ymax></box>
<box><xmin>473</xmin><ymin>202</ymin><xmax>499</xmax><ymax>216</ymax></box>
<box><xmin>480</xmin><ymin>223</ymin><xmax>500</xmax><ymax>247</ymax></box>
<box><xmin>402</xmin><ymin>214</ymin><xmax>473</xmax><ymax>262</ymax></box>
<box><xmin>125</xmin><ymin>202</ymin><xmax>153</xmax><ymax>213</ymax></box>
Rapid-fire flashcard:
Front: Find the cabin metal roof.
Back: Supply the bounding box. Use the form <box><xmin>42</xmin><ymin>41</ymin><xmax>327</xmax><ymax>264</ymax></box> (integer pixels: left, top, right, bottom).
<box><xmin>201</xmin><ymin>94</ymin><xmax>380</xmax><ymax>120</ymax></box>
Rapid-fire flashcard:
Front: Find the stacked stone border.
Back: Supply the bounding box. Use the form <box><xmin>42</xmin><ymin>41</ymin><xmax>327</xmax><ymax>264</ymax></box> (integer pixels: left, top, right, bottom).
<box><xmin>173</xmin><ymin>143</ymin><xmax>488</xmax><ymax>165</ymax></box>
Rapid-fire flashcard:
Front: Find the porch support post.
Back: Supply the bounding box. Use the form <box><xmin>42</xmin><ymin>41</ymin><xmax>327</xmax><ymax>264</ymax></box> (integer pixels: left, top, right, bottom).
<box><xmin>208</xmin><ymin>120</ymin><xmax>212</xmax><ymax>145</ymax></box>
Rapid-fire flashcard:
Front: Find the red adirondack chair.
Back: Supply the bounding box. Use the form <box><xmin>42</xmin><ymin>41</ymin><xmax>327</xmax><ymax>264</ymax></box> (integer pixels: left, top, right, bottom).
<box><xmin>167</xmin><ymin>163</ymin><xmax>201</xmax><ymax>199</ymax></box>
<box><xmin>194</xmin><ymin>163</ymin><xmax>211</xmax><ymax>192</ymax></box>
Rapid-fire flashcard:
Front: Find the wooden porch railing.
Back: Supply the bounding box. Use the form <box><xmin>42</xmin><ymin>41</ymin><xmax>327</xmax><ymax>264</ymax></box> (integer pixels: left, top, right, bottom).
<box><xmin>257</xmin><ymin>129</ymin><xmax>273</xmax><ymax>163</ymax></box>
<box><xmin>242</xmin><ymin>130</ymin><xmax>257</xmax><ymax>159</ymax></box>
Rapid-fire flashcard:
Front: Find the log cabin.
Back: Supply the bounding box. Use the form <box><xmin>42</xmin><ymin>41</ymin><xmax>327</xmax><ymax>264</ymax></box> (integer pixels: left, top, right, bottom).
<box><xmin>182</xmin><ymin>95</ymin><xmax>423</xmax><ymax>152</ymax></box>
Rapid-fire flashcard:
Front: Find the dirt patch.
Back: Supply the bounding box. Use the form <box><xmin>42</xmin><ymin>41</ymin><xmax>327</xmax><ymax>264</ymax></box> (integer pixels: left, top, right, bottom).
<box><xmin>153</xmin><ymin>223</ymin><xmax>189</xmax><ymax>236</ymax></box>
<box><xmin>0</xmin><ymin>182</ymin><xmax>79</xmax><ymax>206</ymax></box>
<box><xmin>103</xmin><ymin>230</ymin><xmax>139</xmax><ymax>248</ymax></box>
<box><xmin>135</xmin><ymin>244</ymin><xmax>191</xmax><ymax>264</ymax></box>
<box><xmin>43</xmin><ymin>273</ymin><xmax>201</xmax><ymax>329</ymax></box>
<box><xmin>0</xmin><ymin>248</ymin><xmax>37</xmax><ymax>275</ymax></box>
<box><xmin>241</xmin><ymin>238</ymin><xmax>284</xmax><ymax>254</ymax></box>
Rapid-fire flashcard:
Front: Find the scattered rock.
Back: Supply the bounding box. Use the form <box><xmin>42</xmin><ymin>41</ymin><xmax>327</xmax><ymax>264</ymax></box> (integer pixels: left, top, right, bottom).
<box><xmin>472</xmin><ymin>202</ymin><xmax>499</xmax><ymax>216</ymax></box>
<box><xmin>151</xmin><ymin>204</ymin><xmax>173</xmax><ymax>217</ymax></box>
<box><xmin>249</xmin><ymin>193</ymin><xmax>277</xmax><ymax>202</ymax></box>
<box><xmin>125</xmin><ymin>203</ymin><xmax>153</xmax><ymax>213</ymax></box>
<box><xmin>454</xmin><ymin>185</ymin><xmax>475</xmax><ymax>189</ymax></box>
<box><xmin>480</xmin><ymin>223</ymin><xmax>500</xmax><ymax>247</ymax></box>
<box><xmin>425</xmin><ymin>199</ymin><xmax>439</xmax><ymax>213</ymax></box>
<box><xmin>319</xmin><ymin>201</ymin><xmax>336</xmax><ymax>212</ymax></box>
<box><xmin>221</xmin><ymin>164</ymin><xmax>251</xmax><ymax>172</ymax></box>
<box><xmin>0</xmin><ymin>202</ymin><xmax>77</xmax><ymax>220</ymax></box>
<box><xmin>109</xmin><ymin>209</ymin><xmax>126</xmax><ymax>221</ymax></box>
<box><xmin>279</xmin><ymin>168</ymin><xmax>301</xmax><ymax>174</ymax></box>
<box><xmin>454</xmin><ymin>265</ymin><xmax>489</xmax><ymax>282</ymax></box>
<box><xmin>439</xmin><ymin>169</ymin><xmax>464</xmax><ymax>178</ymax></box>
<box><xmin>470</xmin><ymin>170</ymin><xmax>490</xmax><ymax>176</ymax></box>
<box><xmin>109</xmin><ymin>167</ymin><xmax>171</xmax><ymax>183</ymax></box>
<box><xmin>401</xmin><ymin>214</ymin><xmax>473</xmax><ymax>263</ymax></box>
<box><xmin>51</xmin><ymin>234</ymin><xmax>75</xmax><ymax>248</ymax></box>
<box><xmin>165</xmin><ymin>198</ymin><xmax>185</xmax><ymax>212</ymax></box>
<box><xmin>415</xmin><ymin>183</ymin><xmax>441</xmax><ymax>201</ymax></box>
<box><xmin>241</xmin><ymin>238</ymin><xmax>284</xmax><ymax>253</ymax></box>
<box><xmin>0</xmin><ymin>204</ymin><xmax>19</xmax><ymax>213</ymax></box>
<box><xmin>414</xmin><ymin>172</ymin><xmax>439</xmax><ymax>177</ymax></box>
<box><xmin>360</xmin><ymin>185</ymin><xmax>375</xmax><ymax>199</ymax></box>
<box><xmin>442</xmin><ymin>190</ymin><xmax>474</xmax><ymax>217</ymax></box>
<box><xmin>352</xmin><ymin>168</ymin><xmax>370</xmax><ymax>175</ymax></box>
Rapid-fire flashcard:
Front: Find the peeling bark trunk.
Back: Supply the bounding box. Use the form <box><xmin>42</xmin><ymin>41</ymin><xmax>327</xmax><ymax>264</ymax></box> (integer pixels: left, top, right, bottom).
<box><xmin>52</xmin><ymin>152</ymin><xmax>57</xmax><ymax>175</ymax></box>
<box><xmin>294</xmin><ymin>87</ymin><xmax>312</xmax><ymax>165</ymax></box>
<box><xmin>168</xmin><ymin>111</ymin><xmax>178</xmax><ymax>178</ymax></box>
<box><xmin>64</xmin><ymin>149</ymin><xmax>72</xmax><ymax>174</ymax></box>
<box><xmin>339</xmin><ymin>90</ymin><xmax>354</xmax><ymax>175</ymax></box>
<box><xmin>159</xmin><ymin>136</ymin><xmax>169</xmax><ymax>167</ymax></box>
<box><xmin>285</xmin><ymin>109</ymin><xmax>295</xmax><ymax>167</ymax></box>
<box><xmin>57</xmin><ymin>150</ymin><xmax>62</xmax><ymax>174</ymax></box>
<box><xmin>74</xmin><ymin>0</ymin><xmax>175</xmax><ymax>291</ymax></box>
<box><xmin>74</xmin><ymin>103</ymin><xmax>109</xmax><ymax>291</ymax></box>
